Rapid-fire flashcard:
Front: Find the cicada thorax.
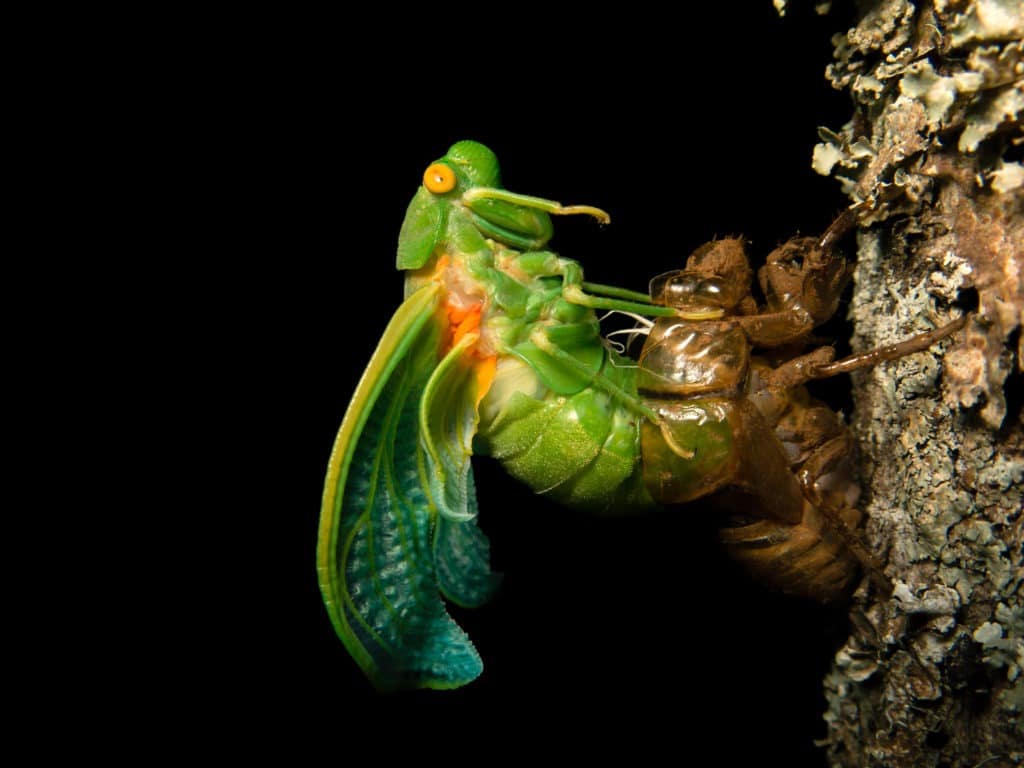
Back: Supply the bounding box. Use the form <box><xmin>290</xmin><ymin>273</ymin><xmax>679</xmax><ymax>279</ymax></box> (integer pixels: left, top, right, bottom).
<box><xmin>636</xmin><ymin>273</ymin><xmax>862</xmax><ymax>601</ymax></box>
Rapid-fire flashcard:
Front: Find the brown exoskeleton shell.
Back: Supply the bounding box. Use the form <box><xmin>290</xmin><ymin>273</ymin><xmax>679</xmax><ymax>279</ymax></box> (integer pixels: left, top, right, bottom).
<box><xmin>635</xmin><ymin>211</ymin><xmax>966</xmax><ymax>601</ymax></box>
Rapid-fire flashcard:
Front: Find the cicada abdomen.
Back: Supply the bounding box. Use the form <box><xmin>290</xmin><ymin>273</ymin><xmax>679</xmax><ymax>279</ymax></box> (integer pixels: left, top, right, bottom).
<box><xmin>475</xmin><ymin>353</ymin><xmax>654</xmax><ymax>514</ymax></box>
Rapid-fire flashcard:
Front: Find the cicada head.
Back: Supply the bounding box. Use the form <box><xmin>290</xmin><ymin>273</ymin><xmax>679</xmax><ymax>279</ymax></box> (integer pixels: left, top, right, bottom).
<box><xmin>399</xmin><ymin>140</ymin><xmax>611</xmax><ymax>269</ymax></box>
<box><xmin>398</xmin><ymin>140</ymin><xmax>554</xmax><ymax>268</ymax></box>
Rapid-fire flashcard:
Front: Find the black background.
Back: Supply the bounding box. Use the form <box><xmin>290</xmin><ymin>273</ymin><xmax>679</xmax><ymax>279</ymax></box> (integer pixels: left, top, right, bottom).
<box><xmin>224</xmin><ymin>4</ymin><xmax>866</xmax><ymax>761</ymax></box>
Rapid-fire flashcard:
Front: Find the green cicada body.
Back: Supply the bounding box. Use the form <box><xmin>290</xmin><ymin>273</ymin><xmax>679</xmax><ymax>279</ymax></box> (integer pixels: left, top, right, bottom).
<box><xmin>319</xmin><ymin>147</ymin><xmax>966</xmax><ymax>691</ymax></box>
<box><xmin>318</xmin><ymin>141</ymin><xmax>665</xmax><ymax>691</ymax></box>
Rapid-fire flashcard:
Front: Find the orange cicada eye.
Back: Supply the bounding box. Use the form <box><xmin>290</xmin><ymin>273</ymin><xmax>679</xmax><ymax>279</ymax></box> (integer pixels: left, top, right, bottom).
<box><xmin>423</xmin><ymin>163</ymin><xmax>457</xmax><ymax>194</ymax></box>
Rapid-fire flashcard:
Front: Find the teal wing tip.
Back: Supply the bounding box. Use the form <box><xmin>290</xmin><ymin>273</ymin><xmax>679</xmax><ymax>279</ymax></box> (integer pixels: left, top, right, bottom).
<box><xmin>369</xmin><ymin>646</ymin><xmax>484</xmax><ymax>693</ymax></box>
<box><xmin>337</xmin><ymin>592</ymin><xmax>486</xmax><ymax>692</ymax></box>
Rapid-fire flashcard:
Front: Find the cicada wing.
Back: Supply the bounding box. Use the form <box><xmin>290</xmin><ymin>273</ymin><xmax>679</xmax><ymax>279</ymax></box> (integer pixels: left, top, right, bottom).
<box><xmin>317</xmin><ymin>282</ymin><xmax>493</xmax><ymax>691</ymax></box>
<box><xmin>419</xmin><ymin>334</ymin><xmax>502</xmax><ymax>608</ymax></box>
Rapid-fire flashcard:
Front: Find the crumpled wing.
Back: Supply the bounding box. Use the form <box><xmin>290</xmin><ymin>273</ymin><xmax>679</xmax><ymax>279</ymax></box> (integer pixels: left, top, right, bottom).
<box><xmin>317</xmin><ymin>282</ymin><xmax>498</xmax><ymax>691</ymax></box>
<box><xmin>420</xmin><ymin>330</ymin><xmax>502</xmax><ymax>607</ymax></box>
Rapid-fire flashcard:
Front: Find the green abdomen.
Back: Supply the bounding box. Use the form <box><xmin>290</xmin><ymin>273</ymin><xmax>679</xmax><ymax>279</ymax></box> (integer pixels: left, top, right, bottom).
<box><xmin>475</xmin><ymin>357</ymin><xmax>653</xmax><ymax>514</ymax></box>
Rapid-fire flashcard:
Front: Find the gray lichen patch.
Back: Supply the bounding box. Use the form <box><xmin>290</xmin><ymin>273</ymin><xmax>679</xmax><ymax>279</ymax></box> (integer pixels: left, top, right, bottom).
<box><xmin>975</xmin><ymin>602</ymin><xmax>1024</xmax><ymax>714</ymax></box>
<box><xmin>835</xmin><ymin>217</ymin><xmax>1024</xmax><ymax>760</ymax></box>
<box><xmin>809</xmin><ymin>5</ymin><xmax>1023</xmax><ymax>762</ymax></box>
<box><xmin>817</xmin><ymin>21</ymin><xmax>1022</xmax><ymax>198</ymax></box>
<box><xmin>818</xmin><ymin>12</ymin><xmax>1021</xmax><ymax>156</ymax></box>
<box><xmin>959</xmin><ymin>80</ymin><xmax>1024</xmax><ymax>152</ymax></box>
<box><xmin>930</xmin><ymin>181</ymin><xmax>1022</xmax><ymax>427</ymax></box>
<box><xmin>991</xmin><ymin>160</ymin><xmax>1024</xmax><ymax>192</ymax></box>
<box><xmin>898</xmin><ymin>61</ymin><xmax>984</xmax><ymax>127</ymax></box>
<box><xmin>815</xmin><ymin>3</ymin><xmax>1022</xmax><ymax>428</ymax></box>
<box><xmin>942</xmin><ymin>0</ymin><xmax>1024</xmax><ymax>46</ymax></box>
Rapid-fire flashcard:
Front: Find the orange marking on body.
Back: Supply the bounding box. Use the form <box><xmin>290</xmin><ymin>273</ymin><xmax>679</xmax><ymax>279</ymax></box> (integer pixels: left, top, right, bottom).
<box><xmin>447</xmin><ymin>304</ymin><xmax>471</xmax><ymax>325</ymax></box>
<box><xmin>474</xmin><ymin>355</ymin><xmax>497</xmax><ymax>405</ymax></box>
<box><xmin>452</xmin><ymin>307</ymin><xmax>482</xmax><ymax>347</ymax></box>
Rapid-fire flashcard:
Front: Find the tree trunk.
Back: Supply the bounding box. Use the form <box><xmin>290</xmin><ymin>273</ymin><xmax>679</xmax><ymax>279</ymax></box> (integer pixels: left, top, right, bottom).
<box><xmin>792</xmin><ymin>1</ymin><xmax>1023</xmax><ymax>765</ymax></box>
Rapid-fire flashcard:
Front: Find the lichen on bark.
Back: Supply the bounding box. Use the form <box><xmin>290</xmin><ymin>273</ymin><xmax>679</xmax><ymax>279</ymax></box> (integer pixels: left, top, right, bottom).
<box><xmin>793</xmin><ymin>1</ymin><xmax>1022</xmax><ymax>765</ymax></box>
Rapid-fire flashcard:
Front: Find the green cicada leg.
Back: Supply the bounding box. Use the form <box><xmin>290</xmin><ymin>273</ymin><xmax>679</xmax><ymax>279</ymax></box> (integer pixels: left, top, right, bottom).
<box><xmin>558</xmin><ymin>260</ymin><xmax>677</xmax><ymax>317</ymax></box>
<box><xmin>461</xmin><ymin>186</ymin><xmax>608</xmax><ymax>252</ymax></box>
<box><xmin>510</xmin><ymin>251</ymin><xmax>674</xmax><ymax>317</ymax></box>
<box><xmin>580</xmin><ymin>281</ymin><xmax>657</xmax><ymax>304</ymax></box>
<box><xmin>462</xmin><ymin>187</ymin><xmax>611</xmax><ymax>224</ymax></box>
<box><xmin>526</xmin><ymin>326</ymin><xmax>658</xmax><ymax>421</ymax></box>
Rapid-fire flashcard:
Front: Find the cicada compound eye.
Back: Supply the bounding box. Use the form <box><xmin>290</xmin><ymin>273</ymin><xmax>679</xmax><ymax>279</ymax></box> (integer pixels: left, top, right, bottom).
<box><xmin>423</xmin><ymin>163</ymin><xmax>457</xmax><ymax>194</ymax></box>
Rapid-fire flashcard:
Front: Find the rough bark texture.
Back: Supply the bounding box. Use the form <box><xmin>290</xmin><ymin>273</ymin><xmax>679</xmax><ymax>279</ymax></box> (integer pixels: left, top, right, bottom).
<box><xmin>783</xmin><ymin>1</ymin><xmax>1024</xmax><ymax>765</ymax></box>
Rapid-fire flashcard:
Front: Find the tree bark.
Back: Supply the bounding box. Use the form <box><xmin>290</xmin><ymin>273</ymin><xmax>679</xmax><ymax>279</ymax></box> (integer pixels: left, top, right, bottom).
<box><xmin>791</xmin><ymin>1</ymin><xmax>1024</xmax><ymax>765</ymax></box>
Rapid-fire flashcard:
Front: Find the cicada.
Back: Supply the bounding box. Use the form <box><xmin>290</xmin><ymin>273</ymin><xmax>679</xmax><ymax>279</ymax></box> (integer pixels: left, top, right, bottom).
<box><xmin>318</xmin><ymin>142</ymin><xmax>966</xmax><ymax>691</ymax></box>
<box><xmin>317</xmin><ymin>141</ymin><xmax>672</xmax><ymax>691</ymax></box>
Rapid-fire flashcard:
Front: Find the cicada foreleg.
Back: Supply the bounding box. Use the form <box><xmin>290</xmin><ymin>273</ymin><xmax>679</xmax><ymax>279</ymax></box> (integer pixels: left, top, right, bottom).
<box><xmin>526</xmin><ymin>326</ymin><xmax>657</xmax><ymax>421</ymax></box>
<box><xmin>556</xmin><ymin>259</ymin><xmax>678</xmax><ymax>317</ymax></box>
